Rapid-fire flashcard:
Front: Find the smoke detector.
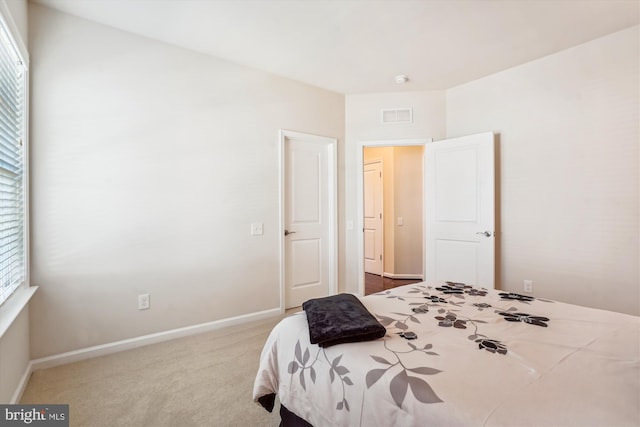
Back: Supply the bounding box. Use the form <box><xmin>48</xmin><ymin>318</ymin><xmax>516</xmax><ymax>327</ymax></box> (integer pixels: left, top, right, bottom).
<box><xmin>394</xmin><ymin>74</ymin><xmax>409</xmax><ymax>84</ymax></box>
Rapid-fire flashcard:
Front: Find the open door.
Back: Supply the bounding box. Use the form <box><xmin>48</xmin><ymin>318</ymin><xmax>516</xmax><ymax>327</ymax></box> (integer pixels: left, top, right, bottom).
<box><xmin>425</xmin><ymin>132</ymin><xmax>495</xmax><ymax>288</ymax></box>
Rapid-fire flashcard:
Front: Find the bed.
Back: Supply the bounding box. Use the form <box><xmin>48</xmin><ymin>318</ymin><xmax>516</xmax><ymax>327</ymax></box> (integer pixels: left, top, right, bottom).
<box><xmin>253</xmin><ymin>283</ymin><xmax>640</xmax><ymax>426</ymax></box>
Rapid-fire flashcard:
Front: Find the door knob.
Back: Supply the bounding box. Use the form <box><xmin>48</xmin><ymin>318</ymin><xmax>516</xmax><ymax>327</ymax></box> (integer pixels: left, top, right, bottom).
<box><xmin>476</xmin><ymin>231</ymin><xmax>492</xmax><ymax>237</ymax></box>
<box><xmin>284</xmin><ymin>229</ymin><xmax>296</xmax><ymax>236</ymax></box>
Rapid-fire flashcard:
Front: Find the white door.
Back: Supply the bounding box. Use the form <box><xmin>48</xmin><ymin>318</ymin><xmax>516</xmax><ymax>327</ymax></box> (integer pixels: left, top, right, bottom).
<box><xmin>425</xmin><ymin>132</ymin><xmax>495</xmax><ymax>288</ymax></box>
<box><xmin>282</xmin><ymin>131</ymin><xmax>337</xmax><ymax>308</ymax></box>
<box><xmin>363</xmin><ymin>161</ymin><xmax>383</xmax><ymax>275</ymax></box>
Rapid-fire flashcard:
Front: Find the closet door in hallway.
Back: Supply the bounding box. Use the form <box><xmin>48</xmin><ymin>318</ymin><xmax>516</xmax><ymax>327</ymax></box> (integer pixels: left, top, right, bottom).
<box><xmin>363</xmin><ymin>160</ymin><xmax>383</xmax><ymax>276</ymax></box>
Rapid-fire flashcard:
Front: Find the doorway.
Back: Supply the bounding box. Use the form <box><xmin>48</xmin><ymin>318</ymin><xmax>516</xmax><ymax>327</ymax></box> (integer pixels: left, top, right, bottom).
<box><xmin>357</xmin><ymin>132</ymin><xmax>497</xmax><ymax>296</ymax></box>
<box><xmin>358</xmin><ymin>139</ymin><xmax>429</xmax><ymax>296</ymax></box>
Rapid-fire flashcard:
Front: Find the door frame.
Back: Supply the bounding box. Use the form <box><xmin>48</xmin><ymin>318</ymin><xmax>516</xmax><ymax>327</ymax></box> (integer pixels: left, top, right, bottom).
<box><xmin>357</xmin><ymin>138</ymin><xmax>431</xmax><ymax>296</ymax></box>
<box><xmin>279</xmin><ymin>129</ymin><xmax>338</xmax><ymax>311</ymax></box>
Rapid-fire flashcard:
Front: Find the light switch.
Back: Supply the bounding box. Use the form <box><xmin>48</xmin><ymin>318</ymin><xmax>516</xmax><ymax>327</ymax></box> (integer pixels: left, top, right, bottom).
<box><xmin>347</xmin><ymin>220</ymin><xmax>354</xmax><ymax>230</ymax></box>
<box><xmin>251</xmin><ymin>222</ymin><xmax>263</xmax><ymax>236</ymax></box>
<box><xmin>397</xmin><ymin>217</ymin><xmax>404</xmax><ymax>226</ymax></box>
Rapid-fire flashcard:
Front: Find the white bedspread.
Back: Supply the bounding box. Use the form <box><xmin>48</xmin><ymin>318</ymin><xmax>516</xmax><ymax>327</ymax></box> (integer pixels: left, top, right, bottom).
<box><xmin>253</xmin><ymin>283</ymin><xmax>640</xmax><ymax>426</ymax></box>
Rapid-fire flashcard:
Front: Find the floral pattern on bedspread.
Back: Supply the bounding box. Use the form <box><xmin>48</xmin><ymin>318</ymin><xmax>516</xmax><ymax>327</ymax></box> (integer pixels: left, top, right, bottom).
<box><xmin>374</xmin><ymin>283</ymin><xmax>553</xmax><ymax>359</ymax></box>
<box><xmin>254</xmin><ymin>281</ymin><xmax>640</xmax><ymax>427</ymax></box>
<box><xmin>357</xmin><ymin>283</ymin><xmax>555</xmax><ymax>407</ymax></box>
<box><xmin>287</xmin><ymin>342</ymin><xmax>355</xmax><ymax>411</ymax></box>
<box><xmin>365</xmin><ymin>338</ymin><xmax>443</xmax><ymax>407</ymax></box>
<box><xmin>282</xmin><ymin>282</ymin><xmax>556</xmax><ymax>411</ymax></box>
<box><xmin>285</xmin><ymin>331</ymin><xmax>444</xmax><ymax>411</ymax></box>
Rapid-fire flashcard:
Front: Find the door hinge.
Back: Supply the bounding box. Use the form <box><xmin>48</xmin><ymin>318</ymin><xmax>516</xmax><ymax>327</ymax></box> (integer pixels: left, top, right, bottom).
<box><xmin>379</xmin><ymin>213</ymin><xmax>382</xmax><ymax>219</ymax></box>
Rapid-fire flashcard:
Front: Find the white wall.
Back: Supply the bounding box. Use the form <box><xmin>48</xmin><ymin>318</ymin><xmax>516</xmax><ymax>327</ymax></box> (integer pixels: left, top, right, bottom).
<box><xmin>393</xmin><ymin>145</ymin><xmax>424</xmax><ymax>276</ymax></box>
<box><xmin>344</xmin><ymin>91</ymin><xmax>446</xmax><ymax>292</ymax></box>
<box><xmin>0</xmin><ymin>308</ymin><xmax>29</xmax><ymax>402</ymax></box>
<box><xmin>4</xmin><ymin>0</ymin><xmax>26</xmax><ymax>42</ymax></box>
<box><xmin>28</xmin><ymin>4</ymin><xmax>344</xmax><ymax>358</ymax></box>
<box><xmin>447</xmin><ymin>26</ymin><xmax>639</xmax><ymax>315</ymax></box>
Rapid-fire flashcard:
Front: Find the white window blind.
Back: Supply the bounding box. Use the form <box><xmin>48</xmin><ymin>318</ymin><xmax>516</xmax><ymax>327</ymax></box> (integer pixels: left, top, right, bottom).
<box><xmin>0</xmin><ymin>17</ymin><xmax>25</xmax><ymax>306</ymax></box>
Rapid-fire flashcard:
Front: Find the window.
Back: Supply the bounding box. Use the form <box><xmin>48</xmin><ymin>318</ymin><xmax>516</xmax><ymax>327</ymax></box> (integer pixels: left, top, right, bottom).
<box><xmin>0</xmin><ymin>12</ymin><xmax>27</xmax><ymax>306</ymax></box>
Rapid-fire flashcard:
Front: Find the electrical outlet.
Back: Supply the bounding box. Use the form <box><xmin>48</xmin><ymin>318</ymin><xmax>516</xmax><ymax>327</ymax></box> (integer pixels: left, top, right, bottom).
<box><xmin>523</xmin><ymin>280</ymin><xmax>533</xmax><ymax>293</ymax></box>
<box><xmin>138</xmin><ymin>293</ymin><xmax>150</xmax><ymax>310</ymax></box>
<box><xmin>250</xmin><ymin>222</ymin><xmax>263</xmax><ymax>236</ymax></box>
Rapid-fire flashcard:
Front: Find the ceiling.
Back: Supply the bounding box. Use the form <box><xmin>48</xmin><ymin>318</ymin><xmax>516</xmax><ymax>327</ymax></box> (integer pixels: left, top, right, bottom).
<box><xmin>32</xmin><ymin>0</ymin><xmax>640</xmax><ymax>94</ymax></box>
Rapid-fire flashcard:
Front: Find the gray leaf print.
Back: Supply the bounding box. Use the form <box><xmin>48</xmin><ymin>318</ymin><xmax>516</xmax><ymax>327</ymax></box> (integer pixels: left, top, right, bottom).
<box><xmin>390</xmin><ymin>370</ymin><xmax>409</xmax><ymax>408</ymax></box>
<box><xmin>407</xmin><ymin>367</ymin><xmax>441</xmax><ymax>375</ymax></box>
<box><xmin>299</xmin><ymin>369</ymin><xmax>306</xmax><ymax>391</ymax></box>
<box><xmin>395</xmin><ymin>321</ymin><xmax>408</xmax><ymax>330</ymax></box>
<box><xmin>366</xmin><ymin>368</ymin><xmax>387</xmax><ymax>388</ymax></box>
<box><xmin>371</xmin><ymin>355</ymin><xmax>392</xmax><ymax>365</ymax></box>
<box><xmin>331</xmin><ymin>354</ymin><xmax>343</xmax><ymax>368</ymax></box>
<box><xmin>408</xmin><ymin>376</ymin><xmax>443</xmax><ymax>404</ymax></box>
<box><xmin>335</xmin><ymin>366</ymin><xmax>349</xmax><ymax>376</ymax></box>
<box><xmin>295</xmin><ymin>341</ymin><xmax>302</xmax><ymax>363</ymax></box>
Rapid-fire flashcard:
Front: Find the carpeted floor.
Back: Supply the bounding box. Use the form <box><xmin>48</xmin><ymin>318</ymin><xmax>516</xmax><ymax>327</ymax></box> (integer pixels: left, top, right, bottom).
<box><xmin>20</xmin><ymin>314</ymin><xmax>289</xmax><ymax>426</ymax></box>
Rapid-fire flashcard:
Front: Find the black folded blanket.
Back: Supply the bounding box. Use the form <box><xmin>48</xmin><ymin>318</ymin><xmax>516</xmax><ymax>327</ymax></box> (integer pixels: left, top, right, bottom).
<box><xmin>302</xmin><ymin>293</ymin><xmax>386</xmax><ymax>347</ymax></box>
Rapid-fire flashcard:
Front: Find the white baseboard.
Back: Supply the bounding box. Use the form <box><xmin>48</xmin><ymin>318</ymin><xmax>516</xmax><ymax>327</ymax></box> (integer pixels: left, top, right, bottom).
<box><xmin>10</xmin><ymin>360</ymin><xmax>33</xmax><ymax>404</ymax></box>
<box><xmin>30</xmin><ymin>308</ymin><xmax>282</xmax><ymax>371</ymax></box>
<box><xmin>383</xmin><ymin>272</ymin><xmax>424</xmax><ymax>280</ymax></box>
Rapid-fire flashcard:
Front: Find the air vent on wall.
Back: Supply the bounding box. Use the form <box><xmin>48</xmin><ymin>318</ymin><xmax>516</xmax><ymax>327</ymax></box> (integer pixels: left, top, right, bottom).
<box><xmin>381</xmin><ymin>108</ymin><xmax>413</xmax><ymax>124</ymax></box>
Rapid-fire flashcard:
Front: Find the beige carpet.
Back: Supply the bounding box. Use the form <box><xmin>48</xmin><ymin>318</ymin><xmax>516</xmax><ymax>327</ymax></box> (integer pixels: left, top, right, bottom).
<box><xmin>20</xmin><ymin>314</ymin><xmax>289</xmax><ymax>427</ymax></box>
